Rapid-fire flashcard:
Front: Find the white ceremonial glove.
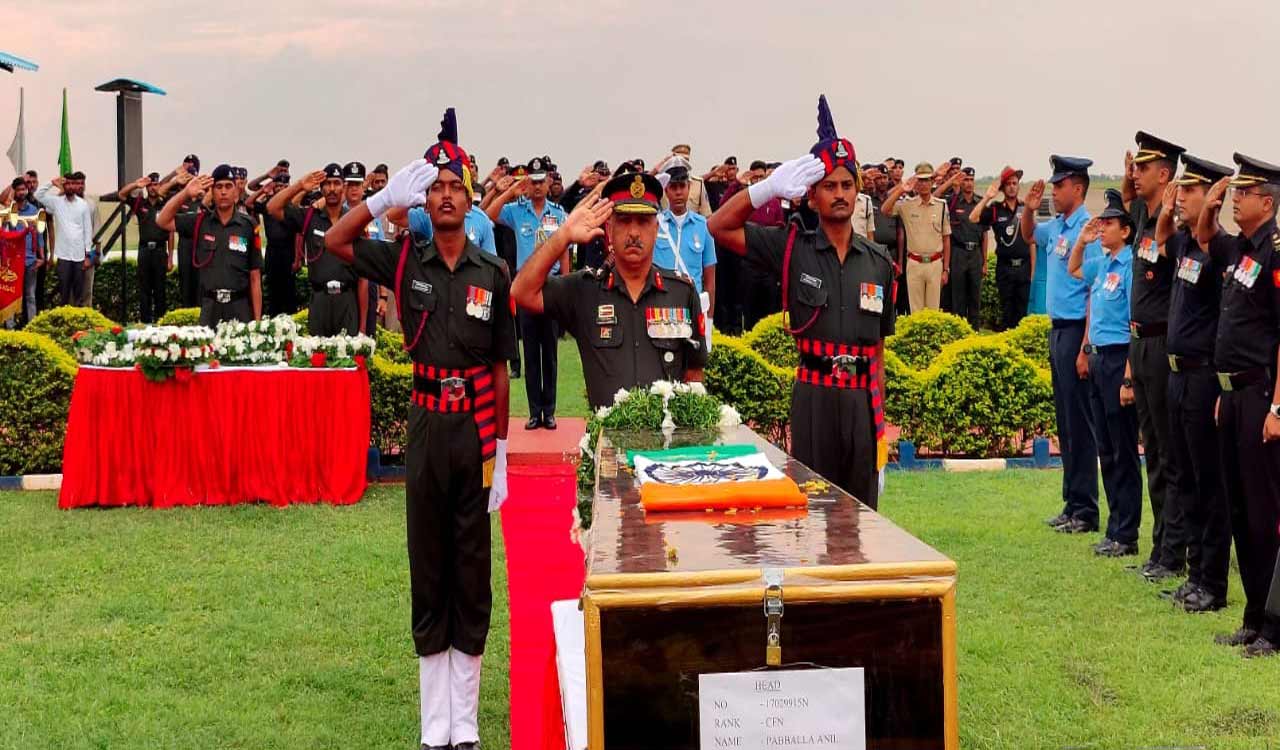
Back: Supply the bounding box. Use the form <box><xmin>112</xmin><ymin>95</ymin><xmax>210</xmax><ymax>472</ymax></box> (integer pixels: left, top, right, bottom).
<box><xmin>487</xmin><ymin>439</ymin><xmax>509</xmax><ymax>513</ymax></box>
<box><xmin>747</xmin><ymin>154</ymin><xmax>825</xmax><ymax>209</ymax></box>
<box><xmin>366</xmin><ymin>158</ymin><xmax>438</xmax><ymax>218</ymax></box>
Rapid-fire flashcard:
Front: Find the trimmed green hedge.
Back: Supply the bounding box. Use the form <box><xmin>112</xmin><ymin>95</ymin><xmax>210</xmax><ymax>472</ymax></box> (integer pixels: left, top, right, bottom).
<box><xmin>704</xmin><ymin>330</ymin><xmax>793</xmax><ymax>442</ymax></box>
<box><xmin>1000</xmin><ymin>314</ymin><xmax>1051</xmax><ymax>370</ymax></box>
<box><xmin>743</xmin><ymin>312</ymin><xmax>798</xmax><ymax>369</ymax></box>
<box><xmin>0</xmin><ymin>331</ymin><xmax>78</xmax><ymax>475</ymax></box>
<box><xmin>883</xmin><ymin>348</ymin><xmax>924</xmax><ymax>441</ymax></box>
<box><xmin>980</xmin><ymin>253</ymin><xmax>1001</xmax><ymax>330</ymax></box>
<box><xmin>25</xmin><ymin>306</ymin><xmax>116</xmax><ymax>354</ymax></box>
<box><xmin>915</xmin><ymin>337</ymin><xmax>1055</xmax><ymax>456</ymax></box>
<box><xmin>368</xmin><ymin>353</ymin><xmax>412</xmax><ymax>458</ymax></box>
<box><xmin>886</xmin><ymin>309</ymin><xmax>974</xmax><ymax>369</ymax></box>
<box><xmin>157</xmin><ymin>307</ymin><xmax>201</xmax><ymax>326</ymax></box>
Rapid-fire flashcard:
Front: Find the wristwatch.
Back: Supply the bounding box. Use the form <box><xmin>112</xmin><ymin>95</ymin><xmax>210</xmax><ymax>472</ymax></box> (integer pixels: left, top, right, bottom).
<box><xmin>1270</xmin><ymin>402</ymin><xmax>1280</xmax><ymax>419</ymax></box>
<box><xmin>1122</xmin><ymin>378</ymin><xmax>1134</xmax><ymax>388</ymax></box>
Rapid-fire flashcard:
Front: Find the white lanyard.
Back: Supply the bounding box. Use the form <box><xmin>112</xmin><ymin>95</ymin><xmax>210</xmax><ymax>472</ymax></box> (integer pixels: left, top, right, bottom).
<box><xmin>658</xmin><ymin>214</ymin><xmax>693</xmax><ymax>279</ymax></box>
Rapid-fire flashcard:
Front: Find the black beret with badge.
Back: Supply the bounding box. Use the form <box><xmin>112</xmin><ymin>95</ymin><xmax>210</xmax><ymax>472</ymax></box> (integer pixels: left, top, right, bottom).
<box><xmin>603</xmin><ymin>172</ymin><xmax>663</xmax><ymax>215</ymax></box>
<box><xmin>211</xmin><ymin>164</ymin><xmax>234</xmax><ymax>182</ymax></box>
<box><xmin>323</xmin><ymin>162</ymin><xmax>344</xmax><ymax>180</ymax></box>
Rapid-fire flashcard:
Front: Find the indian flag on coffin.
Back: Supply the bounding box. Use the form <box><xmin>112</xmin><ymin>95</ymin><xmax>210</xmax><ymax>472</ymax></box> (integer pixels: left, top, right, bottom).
<box><xmin>632</xmin><ymin>450</ymin><xmax>807</xmax><ymax>513</ymax></box>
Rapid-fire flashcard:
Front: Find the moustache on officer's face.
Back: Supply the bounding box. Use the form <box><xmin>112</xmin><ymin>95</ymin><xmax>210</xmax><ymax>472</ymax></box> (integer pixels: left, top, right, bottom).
<box><xmin>624</xmin><ymin>238</ymin><xmax>643</xmax><ymax>249</ymax></box>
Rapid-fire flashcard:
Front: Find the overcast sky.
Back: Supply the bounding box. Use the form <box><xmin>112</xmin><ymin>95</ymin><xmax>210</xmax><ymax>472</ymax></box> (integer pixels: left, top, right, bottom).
<box><xmin>4</xmin><ymin>0</ymin><xmax>1279</xmax><ymax>191</ymax></box>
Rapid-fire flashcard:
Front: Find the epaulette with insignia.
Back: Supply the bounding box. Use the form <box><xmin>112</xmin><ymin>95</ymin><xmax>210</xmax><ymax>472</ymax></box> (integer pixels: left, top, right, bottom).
<box><xmin>659</xmin><ymin>267</ymin><xmax>696</xmax><ymax>287</ymax></box>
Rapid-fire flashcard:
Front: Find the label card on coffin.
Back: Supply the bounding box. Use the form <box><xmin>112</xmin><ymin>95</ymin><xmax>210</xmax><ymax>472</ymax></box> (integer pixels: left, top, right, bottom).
<box><xmin>698</xmin><ymin>668</ymin><xmax>866</xmax><ymax>750</ymax></box>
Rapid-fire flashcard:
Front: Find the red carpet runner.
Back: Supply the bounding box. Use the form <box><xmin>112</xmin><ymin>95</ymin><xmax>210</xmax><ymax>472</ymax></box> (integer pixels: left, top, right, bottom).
<box><xmin>499</xmin><ymin>461</ymin><xmax>585</xmax><ymax>750</ymax></box>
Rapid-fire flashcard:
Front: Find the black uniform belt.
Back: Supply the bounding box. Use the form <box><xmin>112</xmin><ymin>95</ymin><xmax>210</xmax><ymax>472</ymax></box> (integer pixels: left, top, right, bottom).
<box><xmin>204</xmin><ymin>288</ymin><xmax>247</xmax><ymax>304</ymax></box>
<box><xmin>140</xmin><ymin>240</ymin><xmax>165</xmax><ymax>250</ymax></box>
<box><xmin>1051</xmin><ymin>318</ymin><xmax>1086</xmax><ymax>329</ymax></box>
<box><xmin>312</xmin><ymin>281</ymin><xmax>354</xmax><ymax>295</ymax></box>
<box><xmin>1168</xmin><ymin>354</ymin><xmax>1211</xmax><ymax>373</ymax></box>
<box><xmin>1129</xmin><ymin>321</ymin><xmax>1167</xmax><ymax>339</ymax></box>
<box><xmin>1216</xmin><ymin>367</ymin><xmax>1272</xmax><ymax>393</ymax></box>
<box><xmin>794</xmin><ymin>337</ymin><xmax>883</xmax><ymax>441</ymax></box>
<box><xmin>410</xmin><ymin>363</ymin><xmax>498</xmax><ymax>470</ymax></box>
<box><xmin>1083</xmin><ymin>343</ymin><xmax>1128</xmax><ymax>355</ymax></box>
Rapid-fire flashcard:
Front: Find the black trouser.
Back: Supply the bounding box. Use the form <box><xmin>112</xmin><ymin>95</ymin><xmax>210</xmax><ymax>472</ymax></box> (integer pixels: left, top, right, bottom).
<box><xmin>199</xmin><ymin>296</ymin><xmax>252</xmax><ymax>326</ymax></box>
<box><xmin>949</xmin><ymin>242</ymin><xmax>983</xmax><ymax>329</ymax></box>
<box><xmin>1088</xmin><ymin>345</ymin><xmax>1143</xmax><ymax>545</ymax></box>
<box><xmin>56</xmin><ymin>259</ymin><xmax>85</xmax><ymax>306</ymax></box>
<box><xmin>994</xmin><ymin>261</ymin><xmax>1030</xmax><ymax>331</ymax></box>
<box><xmin>405</xmin><ymin>407</ymin><xmax>491</xmax><ymax>656</ymax></box>
<box><xmin>519</xmin><ymin>310</ymin><xmax>558</xmax><ymax>419</ymax></box>
<box><xmin>35</xmin><ymin>262</ymin><xmax>48</xmax><ymax>313</ymax></box>
<box><xmin>1218</xmin><ymin>382</ymin><xmax>1280</xmax><ymax>640</ymax></box>
<box><xmin>178</xmin><ymin>245</ymin><xmax>200</xmax><ymax>307</ymax></box>
<box><xmin>137</xmin><ymin>244</ymin><xmax>168</xmax><ymax>323</ymax></box>
<box><xmin>1167</xmin><ymin>367</ymin><xmax>1230</xmax><ymax>599</ymax></box>
<box><xmin>365</xmin><ymin>281</ymin><xmax>380</xmax><ymax>335</ymax></box>
<box><xmin>716</xmin><ymin>251</ymin><xmax>744</xmax><ymax>336</ymax></box>
<box><xmin>1131</xmin><ymin>335</ymin><xmax>1184</xmax><ymax>569</ymax></box>
<box><xmin>309</xmin><ymin>290</ymin><xmax>359</xmax><ymax>336</ymax></box>
<box><xmin>1048</xmin><ymin>320</ymin><xmax>1099</xmax><ymax>524</ymax></box>
<box><xmin>790</xmin><ymin>381</ymin><xmax>878</xmax><ymax>509</ymax></box>
<box><xmin>264</xmin><ymin>245</ymin><xmax>298</xmax><ymax>316</ymax></box>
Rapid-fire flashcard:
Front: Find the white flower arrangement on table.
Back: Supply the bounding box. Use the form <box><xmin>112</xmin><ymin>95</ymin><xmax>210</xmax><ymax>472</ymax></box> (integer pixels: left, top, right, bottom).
<box><xmin>289</xmin><ymin>333</ymin><xmax>377</xmax><ymax>368</ymax></box>
<box><xmin>212</xmin><ymin>315</ymin><xmax>297</xmax><ymax>366</ymax></box>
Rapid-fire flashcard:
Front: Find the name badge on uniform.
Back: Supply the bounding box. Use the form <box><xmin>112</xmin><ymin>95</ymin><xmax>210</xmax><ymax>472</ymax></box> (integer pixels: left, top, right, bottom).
<box><xmin>799</xmin><ymin>272</ymin><xmax>823</xmax><ymax>290</ymax></box>
<box><xmin>1176</xmin><ymin>256</ymin><xmax>1202</xmax><ymax>284</ymax></box>
<box><xmin>1234</xmin><ymin>256</ymin><xmax>1262</xmax><ymax>288</ymax></box>
<box><xmin>312</xmin><ymin>228</ymin><xmax>325</xmax><ymax>238</ymax></box>
<box><xmin>411</xmin><ymin>280</ymin><xmax>433</xmax><ymax>294</ymax></box>
<box><xmin>859</xmin><ymin>283</ymin><xmax>884</xmax><ymax>314</ymax></box>
<box><xmin>646</xmin><ymin>307</ymin><xmax>691</xmax><ymax>339</ymax></box>
<box><xmin>465</xmin><ymin>285</ymin><xmax>493</xmax><ymax>321</ymax></box>
<box><xmin>1054</xmin><ymin>236</ymin><xmax>1069</xmax><ymax>258</ymax></box>
<box><xmin>202</xmin><ymin>234</ymin><xmax>216</xmax><ymax>243</ymax></box>
<box><xmin>596</xmin><ymin>304</ymin><xmax>617</xmax><ymax>325</ymax></box>
<box><xmin>1103</xmin><ymin>272</ymin><xmax>1121</xmax><ymax>293</ymax></box>
<box><xmin>229</xmin><ymin>236</ymin><xmax>247</xmax><ymax>254</ymax></box>
<box><xmin>1137</xmin><ymin>237</ymin><xmax>1159</xmax><ymax>263</ymax></box>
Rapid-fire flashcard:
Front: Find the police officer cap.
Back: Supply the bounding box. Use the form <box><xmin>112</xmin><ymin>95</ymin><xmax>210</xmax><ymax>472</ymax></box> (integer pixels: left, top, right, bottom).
<box><xmin>1096</xmin><ymin>188</ymin><xmax>1132</xmax><ymax>227</ymax></box>
<box><xmin>1132</xmin><ymin>131</ymin><xmax>1185</xmax><ymax>165</ymax></box>
<box><xmin>1048</xmin><ymin>155</ymin><xmax>1092</xmax><ymax>184</ymax></box>
<box><xmin>1174</xmin><ymin>154</ymin><xmax>1233</xmax><ymax>187</ymax></box>
<box><xmin>323</xmin><ymin>163</ymin><xmax>344</xmax><ymax>180</ymax></box>
<box><xmin>1229</xmin><ymin>152</ymin><xmax>1280</xmax><ymax>187</ymax></box>
<box><xmin>664</xmin><ymin>156</ymin><xmax>691</xmax><ymax>184</ymax></box>
<box><xmin>184</xmin><ymin>154</ymin><xmax>200</xmax><ymax>170</ymax></box>
<box><xmin>211</xmin><ymin>164</ymin><xmax>235</xmax><ymax>183</ymax></box>
<box><xmin>602</xmin><ymin>172</ymin><xmax>662</xmax><ymax>215</ymax></box>
<box><xmin>724</xmin><ymin>156</ymin><xmax>738</xmax><ymax>167</ymax></box>
<box><xmin>526</xmin><ymin>157</ymin><xmax>548</xmax><ymax>181</ymax></box>
<box><xmin>343</xmin><ymin>161</ymin><xmax>366</xmax><ymax>183</ymax></box>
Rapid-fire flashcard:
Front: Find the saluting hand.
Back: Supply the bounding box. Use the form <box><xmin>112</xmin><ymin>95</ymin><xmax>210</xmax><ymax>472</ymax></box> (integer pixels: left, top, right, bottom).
<box><xmin>300</xmin><ymin>170</ymin><xmax>326</xmax><ymax>192</ymax></box>
<box><xmin>561</xmin><ymin>187</ymin><xmax>612</xmax><ymax>244</ymax></box>
<box><xmin>1080</xmin><ymin>217</ymin><xmax>1102</xmax><ymax>244</ymax></box>
<box><xmin>1160</xmin><ymin>182</ymin><xmax>1177</xmax><ymax>216</ymax></box>
<box><xmin>1025</xmin><ymin>179</ymin><xmax>1045</xmax><ymax>208</ymax></box>
<box><xmin>185</xmin><ymin>175</ymin><xmax>213</xmax><ymax>199</ymax></box>
<box><xmin>1124</xmin><ymin>150</ymin><xmax>1134</xmax><ymax>181</ymax></box>
<box><xmin>1204</xmin><ymin>176</ymin><xmax>1230</xmax><ymax>213</ymax></box>
<box><xmin>578</xmin><ymin>166</ymin><xmax>601</xmax><ymax>189</ymax></box>
<box><xmin>982</xmin><ymin>180</ymin><xmax>1001</xmax><ymax>202</ymax></box>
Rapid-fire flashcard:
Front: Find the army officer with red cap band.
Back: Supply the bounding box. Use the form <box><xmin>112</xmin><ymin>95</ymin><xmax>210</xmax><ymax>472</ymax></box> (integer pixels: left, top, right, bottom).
<box><xmin>709</xmin><ymin>95</ymin><xmax>896</xmax><ymax>508</ymax></box>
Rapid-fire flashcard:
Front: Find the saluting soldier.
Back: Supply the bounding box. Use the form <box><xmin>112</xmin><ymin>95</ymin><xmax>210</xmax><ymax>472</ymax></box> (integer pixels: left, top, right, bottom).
<box><xmin>1196</xmin><ymin>154</ymin><xmax>1280</xmax><ymax>658</ymax></box>
<box><xmin>971</xmin><ymin>166</ymin><xmax>1033</xmax><ymax>331</ymax></box>
<box><xmin>1155</xmin><ymin>153</ymin><xmax>1235</xmax><ymax>612</ymax></box>
<box><xmin>510</xmin><ymin>171</ymin><xmax>708</xmax><ymax>408</ymax></box>
<box><xmin>709</xmin><ymin>95</ymin><xmax>896</xmax><ymax>508</ymax></box>
<box><xmin>118</xmin><ymin>172</ymin><xmax>177</xmax><ymax>323</ymax></box>
<box><xmin>325</xmin><ymin>130</ymin><xmax>516</xmax><ymax>746</ymax></box>
<box><xmin>1123</xmin><ymin>131</ymin><xmax>1189</xmax><ymax>582</ymax></box>
<box><xmin>268</xmin><ymin>163</ymin><xmax>367</xmax><ymax>335</ymax></box>
<box><xmin>157</xmin><ymin>164</ymin><xmax>263</xmax><ymax>326</ymax></box>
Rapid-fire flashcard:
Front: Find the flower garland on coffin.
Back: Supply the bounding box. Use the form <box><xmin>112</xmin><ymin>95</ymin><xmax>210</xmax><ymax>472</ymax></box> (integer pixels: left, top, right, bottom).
<box><xmin>574</xmin><ymin>380</ymin><xmax>741</xmax><ymax>535</ymax></box>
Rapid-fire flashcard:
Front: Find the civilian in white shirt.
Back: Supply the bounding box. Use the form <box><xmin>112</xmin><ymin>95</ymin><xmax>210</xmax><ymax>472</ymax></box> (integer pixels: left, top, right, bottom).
<box><xmin>35</xmin><ymin>172</ymin><xmax>97</xmax><ymax>306</ymax></box>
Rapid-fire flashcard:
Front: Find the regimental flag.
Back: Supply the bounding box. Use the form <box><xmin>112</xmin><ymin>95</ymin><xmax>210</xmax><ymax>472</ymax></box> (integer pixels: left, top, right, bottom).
<box><xmin>57</xmin><ymin>88</ymin><xmax>72</xmax><ymax>176</ymax></box>
<box><xmin>0</xmin><ymin>226</ymin><xmax>29</xmax><ymax>325</ymax></box>
<box><xmin>633</xmin><ymin>451</ymin><xmax>807</xmax><ymax>512</ymax></box>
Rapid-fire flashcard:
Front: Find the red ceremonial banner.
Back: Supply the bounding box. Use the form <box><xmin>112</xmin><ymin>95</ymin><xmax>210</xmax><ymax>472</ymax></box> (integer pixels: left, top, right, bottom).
<box><xmin>0</xmin><ymin>226</ymin><xmax>28</xmax><ymax>325</ymax></box>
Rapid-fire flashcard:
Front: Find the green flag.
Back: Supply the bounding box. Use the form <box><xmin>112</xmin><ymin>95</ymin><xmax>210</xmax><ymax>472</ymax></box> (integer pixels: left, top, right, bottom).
<box><xmin>56</xmin><ymin>88</ymin><xmax>72</xmax><ymax>176</ymax></box>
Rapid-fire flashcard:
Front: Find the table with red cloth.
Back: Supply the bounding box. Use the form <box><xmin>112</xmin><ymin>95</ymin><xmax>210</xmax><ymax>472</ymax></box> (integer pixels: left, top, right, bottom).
<box><xmin>58</xmin><ymin>365</ymin><xmax>370</xmax><ymax>509</ymax></box>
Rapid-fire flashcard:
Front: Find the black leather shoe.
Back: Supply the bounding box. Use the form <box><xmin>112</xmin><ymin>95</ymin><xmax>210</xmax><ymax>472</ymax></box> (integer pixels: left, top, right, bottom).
<box><xmin>1215</xmin><ymin>627</ymin><xmax>1260</xmax><ymax>647</ymax></box>
<box><xmin>421</xmin><ymin>744</ymin><xmax>451</xmax><ymax>750</ymax></box>
<box><xmin>1141</xmin><ymin>563</ymin><xmax>1181</xmax><ymax>582</ymax></box>
<box><xmin>1182</xmin><ymin>587</ymin><xmax>1226</xmax><ymax>613</ymax></box>
<box><xmin>543</xmin><ymin>415</ymin><xmax>557</xmax><ymax>430</ymax></box>
<box><xmin>453</xmin><ymin>743</ymin><xmax>481</xmax><ymax>750</ymax></box>
<box><xmin>525</xmin><ymin>416</ymin><xmax>542</xmax><ymax>430</ymax></box>
<box><xmin>1095</xmin><ymin>539</ymin><xmax>1139</xmax><ymax>557</ymax></box>
<box><xmin>1055</xmin><ymin>518</ymin><xmax>1098</xmax><ymax>534</ymax></box>
<box><xmin>1160</xmin><ymin>580</ymin><xmax>1195</xmax><ymax>602</ymax></box>
<box><xmin>1243</xmin><ymin>637</ymin><xmax>1278</xmax><ymax>658</ymax></box>
<box><xmin>1046</xmin><ymin>513</ymin><xmax>1071</xmax><ymax>528</ymax></box>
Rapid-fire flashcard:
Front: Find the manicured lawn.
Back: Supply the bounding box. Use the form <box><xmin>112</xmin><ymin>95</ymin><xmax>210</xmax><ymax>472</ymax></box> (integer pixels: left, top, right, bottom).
<box><xmin>3</xmin><ymin>469</ymin><xmax>1276</xmax><ymax>748</ymax></box>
